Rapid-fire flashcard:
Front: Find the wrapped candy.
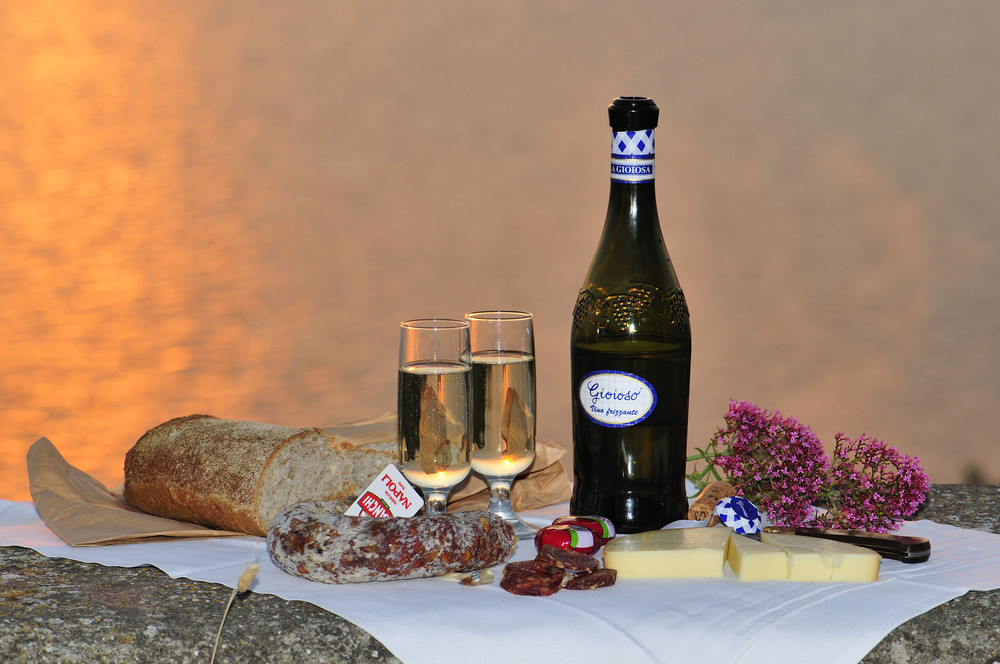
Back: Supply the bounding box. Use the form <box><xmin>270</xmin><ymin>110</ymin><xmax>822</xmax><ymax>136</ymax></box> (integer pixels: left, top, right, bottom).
<box><xmin>712</xmin><ymin>496</ymin><xmax>762</xmax><ymax>535</ymax></box>
<box><xmin>534</xmin><ymin>524</ymin><xmax>601</xmax><ymax>556</ymax></box>
<box><xmin>551</xmin><ymin>515</ymin><xmax>616</xmax><ymax>545</ymax></box>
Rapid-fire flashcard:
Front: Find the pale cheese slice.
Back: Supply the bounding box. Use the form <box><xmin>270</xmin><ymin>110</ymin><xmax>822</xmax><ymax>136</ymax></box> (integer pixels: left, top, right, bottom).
<box><xmin>760</xmin><ymin>532</ymin><xmax>880</xmax><ymax>582</ymax></box>
<box><xmin>602</xmin><ymin>528</ymin><xmax>731</xmax><ymax>579</ymax></box>
<box><xmin>726</xmin><ymin>533</ymin><xmax>789</xmax><ymax>581</ymax></box>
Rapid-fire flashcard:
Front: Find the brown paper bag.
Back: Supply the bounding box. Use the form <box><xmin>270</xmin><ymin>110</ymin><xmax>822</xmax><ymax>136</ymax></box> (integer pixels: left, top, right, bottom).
<box><xmin>446</xmin><ymin>442</ymin><xmax>572</xmax><ymax>512</ymax></box>
<box><xmin>27</xmin><ymin>437</ymin><xmax>246</xmax><ymax>546</ymax></box>
<box><xmin>28</xmin><ymin>413</ymin><xmax>572</xmax><ymax>546</ymax></box>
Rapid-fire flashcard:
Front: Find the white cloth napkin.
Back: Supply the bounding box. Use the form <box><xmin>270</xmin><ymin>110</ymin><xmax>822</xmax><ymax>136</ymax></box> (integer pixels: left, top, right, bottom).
<box><xmin>3</xmin><ymin>499</ymin><xmax>1000</xmax><ymax>664</ymax></box>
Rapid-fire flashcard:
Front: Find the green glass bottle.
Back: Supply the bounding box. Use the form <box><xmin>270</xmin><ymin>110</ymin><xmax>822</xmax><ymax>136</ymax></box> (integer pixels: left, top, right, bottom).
<box><xmin>570</xmin><ymin>96</ymin><xmax>692</xmax><ymax>533</ymax></box>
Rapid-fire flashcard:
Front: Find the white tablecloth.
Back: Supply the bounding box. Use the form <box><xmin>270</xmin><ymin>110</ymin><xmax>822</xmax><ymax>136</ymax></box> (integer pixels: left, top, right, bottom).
<box><xmin>3</xmin><ymin>499</ymin><xmax>1000</xmax><ymax>664</ymax></box>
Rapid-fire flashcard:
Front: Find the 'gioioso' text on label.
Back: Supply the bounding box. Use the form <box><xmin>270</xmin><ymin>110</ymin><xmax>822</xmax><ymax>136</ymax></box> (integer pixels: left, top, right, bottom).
<box><xmin>578</xmin><ymin>370</ymin><xmax>657</xmax><ymax>427</ymax></box>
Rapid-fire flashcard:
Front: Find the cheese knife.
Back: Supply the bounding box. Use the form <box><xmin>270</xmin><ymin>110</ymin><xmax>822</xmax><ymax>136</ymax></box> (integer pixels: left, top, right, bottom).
<box><xmin>761</xmin><ymin>526</ymin><xmax>931</xmax><ymax>563</ymax></box>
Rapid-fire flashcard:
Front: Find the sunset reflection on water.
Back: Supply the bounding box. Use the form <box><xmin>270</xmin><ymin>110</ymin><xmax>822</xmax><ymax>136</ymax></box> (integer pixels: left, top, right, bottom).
<box><xmin>1</xmin><ymin>4</ymin><xmax>273</xmax><ymax>498</ymax></box>
<box><xmin>2</xmin><ymin>3</ymin><xmax>999</xmax><ymax>503</ymax></box>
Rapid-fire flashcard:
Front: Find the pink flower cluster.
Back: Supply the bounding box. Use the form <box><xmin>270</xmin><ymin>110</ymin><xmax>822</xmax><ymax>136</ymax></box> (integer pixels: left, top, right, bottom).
<box><xmin>811</xmin><ymin>433</ymin><xmax>931</xmax><ymax>532</ymax></box>
<box><xmin>690</xmin><ymin>400</ymin><xmax>929</xmax><ymax>532</ymax></box>
<box><xmin>708</xmin><ymin>400</ymin><xmax>829</xmax><ymax>528</ymax></box>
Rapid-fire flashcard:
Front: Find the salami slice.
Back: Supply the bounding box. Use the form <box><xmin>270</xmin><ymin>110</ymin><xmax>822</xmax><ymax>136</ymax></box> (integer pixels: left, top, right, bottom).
<box><xmin>536</xmin><ymin>544</ymin><xmax>600</xmax><ymax>571</ymax></box>
<box><xmin>502</xmin><ymin>559</ymin><xmax>556</xmax><ymax>574</ymax></box>
<box><xmin>499</xmin><ymin>562</ymin><xmax>564</xmax><ymax>596</ymax></box>
<box><xmin>267</xmin><ymin>502</ymin><xmax>516</xmax><ymax>583</ymax></box>
<box><xmin>563</xmin><ymin>568</ymin><xmax>617</xmax><ymax>590</ymax></box>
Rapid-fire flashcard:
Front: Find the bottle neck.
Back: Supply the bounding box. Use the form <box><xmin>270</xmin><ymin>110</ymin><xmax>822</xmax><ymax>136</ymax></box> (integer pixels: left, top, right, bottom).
<box><xmin>607</xmin><ymin>127</ymin><xmax>659</xmax><ymax>233</ymax></box>
<box><xmin>606</xmin><ymin>180</ymin><xmax>657</xmax><ymax>228</ymax></box>
<box><xmin>574</xmin><ymin>125</ymin><xmax>684</xmax><ymax>340</ymax></box>
<box><xmin>610</xmin><ymin>128</ymin><xmax>655</xmax><ymax>185</ymax></box>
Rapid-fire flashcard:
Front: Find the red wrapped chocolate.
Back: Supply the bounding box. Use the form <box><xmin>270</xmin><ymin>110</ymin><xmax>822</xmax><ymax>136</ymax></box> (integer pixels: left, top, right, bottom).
<box><xmin>533</xmin><ymin>524</ymin><xmax>600</xmax><ymax>556</ymax></box>
<box><xmin>552</xmin><ymin>515</ymin><xmax>616</xmax><ymax>545</ymax></box>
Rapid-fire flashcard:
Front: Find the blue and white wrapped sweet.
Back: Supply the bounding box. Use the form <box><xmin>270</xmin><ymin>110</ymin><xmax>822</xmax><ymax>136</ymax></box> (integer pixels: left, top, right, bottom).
<box><xmin>712</xmin><ymin>496</ymin><xmax>762</xmax><ymax>535</ymax></box>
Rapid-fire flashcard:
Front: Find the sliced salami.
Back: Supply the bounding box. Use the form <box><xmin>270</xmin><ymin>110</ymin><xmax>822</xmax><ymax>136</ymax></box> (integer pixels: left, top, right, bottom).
<box><xmin>536</xmin><ymin>544</ymin><xmax>600</xmax><ymax>571</ymax></box>
<box><xmin>563</xmin><ymin>568</ymin><xmax>618</xmax><ymax>590</ymax></box>
<box><xmin>499</xmin><ymin>562</ymin><xmax>565</xmax><ymax>596</ymax></box>
<box><xmin>502</xmin><ymin>559</ymin><xmax>558</xmax><ymax>574</ymax></box>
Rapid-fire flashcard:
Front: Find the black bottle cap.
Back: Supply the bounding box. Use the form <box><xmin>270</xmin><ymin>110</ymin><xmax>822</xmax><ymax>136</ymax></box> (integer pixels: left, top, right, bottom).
<box><xmin>608</xmin><ymin>96</ymin><xmax>659</xmax><ymax>131</ymax></box>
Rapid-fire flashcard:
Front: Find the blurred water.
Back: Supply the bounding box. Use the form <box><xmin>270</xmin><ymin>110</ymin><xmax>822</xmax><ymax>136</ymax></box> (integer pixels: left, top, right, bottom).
<box><xmin>2</xmin><ymin>1</ymin><xmax>999</xmax><ymax>501</ymax></box>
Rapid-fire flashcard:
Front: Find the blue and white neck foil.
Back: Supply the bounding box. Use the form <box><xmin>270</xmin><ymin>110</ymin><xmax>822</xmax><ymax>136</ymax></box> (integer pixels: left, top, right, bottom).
<box><xmin>610</xmin><ymin>129</ymin><xmax>655</xmax><ymax>184</ymax></box>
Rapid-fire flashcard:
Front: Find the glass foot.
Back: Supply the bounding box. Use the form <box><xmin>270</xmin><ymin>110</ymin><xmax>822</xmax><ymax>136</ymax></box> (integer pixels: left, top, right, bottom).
<box><xmin>503</xmin><ymin>514</ymin><xmax>539</xmax><ymax>540</ymax></box>
<box><xmin>485</xmin><ymin>479</ymin><xmax>538</xmax><ymax>540</ymax></box>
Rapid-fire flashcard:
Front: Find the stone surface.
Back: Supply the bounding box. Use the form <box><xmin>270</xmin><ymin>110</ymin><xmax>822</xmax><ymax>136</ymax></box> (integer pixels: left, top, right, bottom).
<box><xmin>860</xmin><ymin>484</ymin><xmax>1000</xmax><ymax>664</ymax></box>
<box><xmin>0</xmin><ymin>549</ymin><xmax>400</xmax><ymax>663</ymax></box>
<box><xmin>1</xmin><ymin>484</ymin><xmax>998</xmax><ymax>663</ymax></box>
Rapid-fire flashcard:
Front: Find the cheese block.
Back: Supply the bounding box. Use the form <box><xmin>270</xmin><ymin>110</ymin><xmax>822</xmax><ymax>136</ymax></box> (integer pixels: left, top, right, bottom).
<box><xmin>602</xmin><ymin>528</ymin><xmax>731</xmax><ymax>579</ymax></box>
<box><xmin>760</xmin><ymin>532</ymin><xmax>880</xmax><ymax>582</ymax></box>
<box><xmin>726</xmin><ymin>533</ymin><xmax>789</xmax><ymax>581</ymax></box>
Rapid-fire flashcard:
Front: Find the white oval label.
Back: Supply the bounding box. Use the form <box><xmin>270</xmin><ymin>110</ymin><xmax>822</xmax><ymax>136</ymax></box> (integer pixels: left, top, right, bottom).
<box><xmin>578</xmin><ymin>371</ymin><xmax>657</xmax><ymax>428</ymax></box>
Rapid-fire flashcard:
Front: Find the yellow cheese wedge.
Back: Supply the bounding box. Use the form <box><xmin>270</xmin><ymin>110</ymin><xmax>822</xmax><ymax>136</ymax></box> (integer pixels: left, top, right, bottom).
<box><xmin>726</xmin><ymin>533</ymin><xmax>789</xmax><ymax>581</ymax></box>
<box><xmin>759</xmin><ymin>532</ymin><xmax>880</xmax><ymax>582</ymax></box>
<box><xmin>602</xmin><ymin>528</ymin><xmax>731</xmax><ymax>579</ymax></box>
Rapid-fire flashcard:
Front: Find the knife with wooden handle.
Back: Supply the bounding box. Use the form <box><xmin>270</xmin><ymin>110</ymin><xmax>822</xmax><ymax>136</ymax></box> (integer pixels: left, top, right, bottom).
<box><xmin>761</xmin><ymin>527</ymin><xmax>931</xmax><ymax>563</ymax></box>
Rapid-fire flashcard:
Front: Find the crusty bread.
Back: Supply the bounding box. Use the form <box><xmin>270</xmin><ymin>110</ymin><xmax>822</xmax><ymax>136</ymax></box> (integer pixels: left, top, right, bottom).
<box><xmin>123</xmin><ymin>414</ymin><xmax>396</xmax><ymax>536</ymax></box>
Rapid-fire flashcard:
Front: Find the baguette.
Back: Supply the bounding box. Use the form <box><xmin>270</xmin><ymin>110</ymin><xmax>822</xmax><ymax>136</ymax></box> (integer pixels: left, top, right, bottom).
<box><xmin>123</xmin><ymin>414</ymin><xmax>396</xmax><ymax>536</ymax></box>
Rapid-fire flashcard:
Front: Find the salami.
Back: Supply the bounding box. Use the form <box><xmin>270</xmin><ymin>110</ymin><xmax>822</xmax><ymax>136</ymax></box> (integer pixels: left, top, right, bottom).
<box><xmin>499</xmin><ymin>561</ymin><xmax>564</xmax><ymax>596</ymax></box>
<box><xmin>563</xmin><ymin>568</ymin><xmax>618</xmax><ymax>590</ymax></box>
<box><xmin>267</xmin><ymin>502</ymin><xmax>516</xmax><ymax>583</ymax></box>
<box><xmin>536</xmin><ymin>544</ymin><xmax>600</xmax><ymax>571</ymax></box>
<box><xmin>500</xmin><ymin>546</ymin><xmax>615</xmax><ymax>596</ymax></box>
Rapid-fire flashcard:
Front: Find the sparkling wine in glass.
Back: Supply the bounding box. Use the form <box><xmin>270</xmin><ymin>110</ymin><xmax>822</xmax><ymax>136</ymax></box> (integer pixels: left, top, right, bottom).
<box><xmin>397</xmin><ymin>319</ymin><xmax>472</xmax><ymax>516</ymax></box>
<box><xmin>466</xmin><ymin>311</ymin><xmax>537</xmax><ymax>537</ymax></box>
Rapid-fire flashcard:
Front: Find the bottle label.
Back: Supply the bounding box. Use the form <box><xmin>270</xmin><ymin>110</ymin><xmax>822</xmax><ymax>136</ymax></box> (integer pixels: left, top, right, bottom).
<box><xmin>578</xmin><ymin>370</ymin><xmax>657</xmax><ymax>427</ymax></box>
<box><xmin>611</xmin><ymin>129</ymin><xmax>654</xmax><ymax>184</ymax></box>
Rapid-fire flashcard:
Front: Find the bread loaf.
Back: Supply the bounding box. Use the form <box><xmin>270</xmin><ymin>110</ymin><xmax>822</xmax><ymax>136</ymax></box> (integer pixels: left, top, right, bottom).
<box><xmin>123</xmin><ymin>414</ymin><xmax>396</xmax><ymax>536</ymax></box>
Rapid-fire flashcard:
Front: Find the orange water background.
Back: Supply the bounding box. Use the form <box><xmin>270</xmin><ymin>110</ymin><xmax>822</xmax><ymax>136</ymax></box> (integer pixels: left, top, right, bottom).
<box><xmin>2</xmin><ymin>2</ymin><xmax>999</xmax><ymax>502</ymax></box>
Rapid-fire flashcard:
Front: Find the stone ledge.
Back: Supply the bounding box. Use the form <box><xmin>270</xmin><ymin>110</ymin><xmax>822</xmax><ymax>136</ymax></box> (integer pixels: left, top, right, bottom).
<box><xmin>861</xmin><ymin>483</ymin><xmax>1000</xmax><ymax>664</ymax></box>
<box><xmin>0</xmin><ymin>548</ymin><xmax>400</xmax><ymax>663</ymax></box>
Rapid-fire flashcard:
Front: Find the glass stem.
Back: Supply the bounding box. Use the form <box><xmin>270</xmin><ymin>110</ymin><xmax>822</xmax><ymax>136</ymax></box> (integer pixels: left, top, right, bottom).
<box><xmin>424</xmin><ymin>491</ymin><xmax>450</xmax><ymax>516</ymax></box>
<box><xmin>487</xmin><ymin>479</ymin><xmax>516</xmax><ymax>521</ymax></box>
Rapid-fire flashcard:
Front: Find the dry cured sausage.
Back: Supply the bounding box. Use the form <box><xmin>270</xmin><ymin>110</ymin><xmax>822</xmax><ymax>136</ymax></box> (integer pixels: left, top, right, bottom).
<box><xmin>536</xmin><ymin>543</ymin><xmax>600</xmax><ymax>571</ymax></box>
<box><xmin>564</xmin><ymin>568</ymin><xmax>618</xmax><ymax>590</ymax></box>
<box><xmin>499</xmin><ymin>547</ymin><xmax>616</xmax><ymax>596</ymax></box>
<box><xmin>267</xmin><ymin>502</ymin><xmax>516</xmax><ymax>584</ymax></box>
<box><xmin>499</xmin><ymin>561</ymin><xmax>565</xmax><ymax>596</ymax></box>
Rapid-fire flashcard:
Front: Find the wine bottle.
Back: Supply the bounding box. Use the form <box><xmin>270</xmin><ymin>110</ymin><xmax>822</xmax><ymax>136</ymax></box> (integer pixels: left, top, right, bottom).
<box><xmin>570</xmin><ymin>96</ymin><xmax>692</xmax><ymax>534</ymax></box>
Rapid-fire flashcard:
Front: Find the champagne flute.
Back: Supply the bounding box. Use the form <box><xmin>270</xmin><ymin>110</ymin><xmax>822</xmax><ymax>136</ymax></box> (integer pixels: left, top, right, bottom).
<box><xmin>465</xmin><ymin>310</ymin><xmax>537</xmax><ymax>537</ymax></box>
<box><xmin>397</xmin><ymin>319</ymin><xmax>471</xmax><ymax>516</ymax></box>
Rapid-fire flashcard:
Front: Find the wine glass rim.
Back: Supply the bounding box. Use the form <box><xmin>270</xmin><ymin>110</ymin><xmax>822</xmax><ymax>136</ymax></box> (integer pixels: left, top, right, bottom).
<box><xmin>464</xmin><ymin>310</ymin><xmax>533</xmax><ymax>320</ymax></box>
<box><xmin>400</xmin><ymin>318</ymin><xmax>469</xmax><ymax>330</ymax></box>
